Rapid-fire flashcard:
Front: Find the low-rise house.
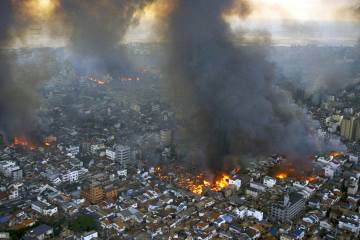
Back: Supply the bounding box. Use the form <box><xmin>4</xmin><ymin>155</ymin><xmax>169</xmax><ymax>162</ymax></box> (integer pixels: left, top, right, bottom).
<box><xmin>80</xmin><ymin>231</ymin><xmax>98</xmax><ymax>240</ymax></box>
<box><xmin>337</xmin><ymin>215</ymin><xmax>360</xmax><ymax>235</ymax></box>
<box><xmin>31</xmin><ymin>201</ymin><xmax>58</xmax><ymax>216</ymax></box>
<box><xmin>23</xmin><ymin>224</ymin><xmax>53</xmax><ymax>240</ymax></box>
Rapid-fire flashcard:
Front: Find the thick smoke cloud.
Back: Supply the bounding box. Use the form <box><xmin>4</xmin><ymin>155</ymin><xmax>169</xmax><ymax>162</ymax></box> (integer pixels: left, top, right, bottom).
<box><xmin>57</xmin><ymin>0</ymin><xmax>153</xmax><ymax>75</ymax></box>
<box><xmin>165</xmin><ymin>0</ymin><xmax>325</xmax><ymax>172</ymax></box>
<box><xmin>0</xmin><ymin>0</ymin><xmax>153</xmax><ymax>140</ymax></box>
<box><xmin>0</xmin><ymin>1</ymin><xmax>47</xmax><ymax>139</ymax></box>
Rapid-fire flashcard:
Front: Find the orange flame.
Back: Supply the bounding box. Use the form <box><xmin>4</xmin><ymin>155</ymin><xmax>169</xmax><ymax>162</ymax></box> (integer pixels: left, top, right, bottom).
<box><xmin>329</xmin><ymin>151</ymin><xmax>343</xmax><ymax>158</ymax></box>
<box><xmin>305</xmin><ymin>176</ymin><xmax>317</xmax><ymax>183</ymax></box>
<box><xmin>275</xmin><ymin>172</ymin><xmax>288</xmax><ymax>180</ymax></box>
<box><xmin>87</xmin><ymin>76</ymin><xmax>106</xmax><ymax>85</ymax></box>
<box><xmin>155</xmin><ymin>166</ymin><xmax>233</xmax><ymax>195</ymax></box>
<box><xmin>211</xmin><ymin>173</ymin><xmax>230</xmax><ymax>192</ymax></box>
<box><xmin>13</xmin><ymin>137</ymin><xmax>36</xmax><ymax>150</ymax></box>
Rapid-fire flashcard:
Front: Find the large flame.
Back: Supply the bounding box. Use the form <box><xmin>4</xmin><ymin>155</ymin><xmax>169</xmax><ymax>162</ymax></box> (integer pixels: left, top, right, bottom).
<box><xmin>155</xmin><ymin>167</ymin><xmax>231</xmax><ymax>195</ymax></box>
<box><xmin>211</xmin><ymin>173</ymin><xmax>230</xmax><ymax>192</ymax></box>
<box><xmin>187</xmin><ymin>173</ymin><xmax>230</xmax><ymax>194</ymax></box>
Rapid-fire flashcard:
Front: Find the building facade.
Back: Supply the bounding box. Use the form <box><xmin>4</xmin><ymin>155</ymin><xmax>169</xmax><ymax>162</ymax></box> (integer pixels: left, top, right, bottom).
<box><xmin>269</xmin><ymin>192</ymin><xmax>305</xmax><ymax>223</ymax></box>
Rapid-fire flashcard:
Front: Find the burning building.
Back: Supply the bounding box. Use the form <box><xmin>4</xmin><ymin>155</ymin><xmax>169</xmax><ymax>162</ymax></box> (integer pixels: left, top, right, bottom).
<box><xmin>154</xmin><ymin>164</ymin><xmax>232</xmax><ymax>195</ymax></box>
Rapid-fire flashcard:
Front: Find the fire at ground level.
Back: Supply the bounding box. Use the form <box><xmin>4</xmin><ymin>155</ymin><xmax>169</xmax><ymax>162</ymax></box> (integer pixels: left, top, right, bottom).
<box><xmin>154</xmin><ymin>151</ymin><xmax>344</xmax><ymax>195</ymax></box>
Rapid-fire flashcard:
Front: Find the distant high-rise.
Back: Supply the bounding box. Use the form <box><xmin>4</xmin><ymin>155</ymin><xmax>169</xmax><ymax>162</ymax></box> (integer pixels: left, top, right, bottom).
<box><xmin>160</xmin><ymin>129</ymin><xmax>172</xmax><ymax>146</ymax></box>
<box><xmin>355</xmin><ymin>120</ymin><xmax>360</xmax><ymax>141</ymax></box>
<box><xmin>340</xmin><ymin>116</ymin><xmax>356</xmax><ymax>141</ymax></box>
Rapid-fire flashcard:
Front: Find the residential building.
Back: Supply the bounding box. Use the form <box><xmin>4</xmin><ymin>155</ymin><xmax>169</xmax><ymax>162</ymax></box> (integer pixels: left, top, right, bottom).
<box><xmin>269</xmin><ymin>192</ymin><xmax>305</xmax><ymax>223</ymax></box>
<box><xmin>81</xmin><ymin>181</ymin><xmax>104</xmax><ymax>204</ymax></box>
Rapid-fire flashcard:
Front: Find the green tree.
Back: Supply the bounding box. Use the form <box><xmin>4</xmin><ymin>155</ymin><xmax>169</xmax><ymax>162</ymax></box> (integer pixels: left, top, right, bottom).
<box><xmin>68</xmin><ymin>215</ymin><xmax>96</xmax><ymax>233</ymax></box>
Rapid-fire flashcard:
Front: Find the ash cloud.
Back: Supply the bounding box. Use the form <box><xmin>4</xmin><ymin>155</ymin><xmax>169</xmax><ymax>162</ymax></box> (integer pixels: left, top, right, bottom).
<box><xmin>57</xmin><ymin>0</ymin><xmax>153</xmax><ymax>76</ymax></box>
<box><xmin>164</xmin><ymin>0</ymin><xmax>329</xmax><ymax>172</ymax></box>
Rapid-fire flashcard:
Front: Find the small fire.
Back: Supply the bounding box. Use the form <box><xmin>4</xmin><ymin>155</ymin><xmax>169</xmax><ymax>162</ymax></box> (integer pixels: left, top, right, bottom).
<box><xmin>43</xmin><ymin>136</ymin><xmax>56</xmax><ymax>147</ymax></box>
<box><xmin>12</xmin><ymin>137</ymin><xmax>36</xmax><ymax>150</ymax></box>
<box><xmin>305</xmin><ymin>176</ymin><xmax>317</xmax><ymax>183</ymax></box>
<box><xmin>120</xmin><ymin>76</ymin><xmax>141</xmax><ymax>81</ymax></box>
<box><xmin>329</xmin><ymin>151</ymin><xmax>343</xmax><ymax>158</ymax></box>
<box><xmin>275</xmin><ymin>172</ymin><xmax>288</xmax><ymax>180</ymax></box>
<box><xmin>87</xmin><ymin>76</ymin><xmax>106</xmax><ymax>85</ymax></box>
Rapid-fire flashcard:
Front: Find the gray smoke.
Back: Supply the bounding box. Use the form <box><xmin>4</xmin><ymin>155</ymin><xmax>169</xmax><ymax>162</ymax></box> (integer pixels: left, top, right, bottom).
<box><xmin>0</xmin><ymin>1</ymin><xmax>49</xmax><ymax>139</ymax></box>
<box><xmin>165</xmin><ymin>0</ymin><xmax>325</xmax><ymax>172</ymax></box>
<box><xmin>57</xmin><ymin>0</ymin><xmax>153</xmax><ymax>75</ymax></box>
<box><xmin>0</xmin><ymin>0</ymin><xmax>153</xmax><ymax>139</ymax></box>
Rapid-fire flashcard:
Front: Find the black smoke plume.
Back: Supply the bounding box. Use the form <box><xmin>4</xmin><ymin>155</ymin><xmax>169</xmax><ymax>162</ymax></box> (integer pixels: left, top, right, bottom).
<box><xmin>165</xmin><ymin>0</ymin><xmax>325</xmax><ymax>172</ymax></box>
<box><xmin>57</xmin><ymin>0</ymin><xmax>153</xmax><ymax>75</ymax></box>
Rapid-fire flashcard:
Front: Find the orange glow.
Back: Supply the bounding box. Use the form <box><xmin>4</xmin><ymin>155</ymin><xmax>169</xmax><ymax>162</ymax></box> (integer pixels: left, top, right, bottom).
<box><xmin>120</xmin><ymin>76</ymin><xmax>141</xmax><ymax>81</ymax></box>
<box><xmin>189</xmin><ymin>184</ymin><xmax>204</xmax><ymax>195</ymax></box>
<box><xmin>13</xmin><ymin>137</ymin><xmax>36</xmax><ymax>150</ymax></box>
<box><xmin>188</xmin><ymin>178</ymin><xmax>213</xmax><ymax>195</ymax></box>
<box><xmin>211</xmin><ymin>173</ymin><xmax>230</xmax><ymax>192</ymax></box>
<box><xmin>15</xmin><ymin>0</ymin><xmax>59</xmax><ymax>20</ymax></box>
<box><xmin>305</xmin><ymin>176</ymin><xmax>317</xmax><ymax>183</ymax></box>
<box><xmin>87</xmin><ymin>76</ymin><xmax>106</xmax><ymax>85</ymax></box>
<box><xmin>186</xmin><ymin>173</ymin><xmax>230</xmax><ymax>194</ymax></box>
<box><xmin>329</xmin><ymin>151</ymin><xmax>343</xmax><ymax>158</ymax></box>
<box><xmin>155</xmin><ymin>167</ymin><xmax>231</xmax><ymax>195</ymax></box>
<box><xmin>275</xmin><ymin>172</ymin><xmax>288</xmax><ymax>180</ymax></box>
<box><xmin>43</xmin><ymin>136</ymin><xmax>56</xmax><ymax>147</ymax></box>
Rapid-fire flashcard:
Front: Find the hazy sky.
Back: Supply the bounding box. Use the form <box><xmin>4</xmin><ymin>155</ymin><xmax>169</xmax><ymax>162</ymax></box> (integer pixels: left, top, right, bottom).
<box><xmin>9</xmin><ymin>0</ymin><xmax>360</xmax><ymax>47</ymax></box>
<box><xmin>122</xmin><ymin>0</ymin><xmax>360</xmax><ymax>45</ymax></box>
<box><xmin>247</xmin><ymin>0</ymin><xmax>354</xmax><ymax>21</ymax></box>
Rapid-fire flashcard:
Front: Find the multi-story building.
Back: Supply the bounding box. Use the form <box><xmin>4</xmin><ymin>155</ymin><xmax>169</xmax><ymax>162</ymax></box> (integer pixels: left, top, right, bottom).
<box><xmin>31</xmin><ymin>200</ymin><xmax>58</xmax><ymax>216</ymax></box>
<box><xmin>8</xmin><ymin>166</ymin><xmax>23</xmax><ymax>181</ymax></box>
<box><xmin>106</xmin><ymin>145</ymin><xmax>130</xmax><ymax>169</ymax></box>
<box><xmin>347</xmin><ymin>176</ymin><xmax>359</xmax><ymax>195</ymax></box>
<box><xmin>269</xmin><ymin>192</ymin><xmax>305</xmax><ymax>223</ymax></box>
<box><xmin>263</xmin><ymin>176</ymin><xmax>276</xmax><ymax>188</ymax></box>
<box><xmin>8</xmin><ymin>183</ymin><xmax>23</xmax><ymax>200</ymax></box>
<box><xmin>81</xmin><ymin>181</ymin><xmax>104</xmax><ymax>204</ymax></box>
<box><xmin>160</xmin><ymin>129</ymin><xmax>172</xmax><ymax>146</ymax></box>
<box><xmin>340</xmin><ymin>116</ymin><xmax>356</xmax><ymax>140</ymax></box>
<box><xmin>61</xmin><ymin>170</ymin><xmax>79</xmax><ymax>183</ymax></box>
<box><xmin>0</xmin><ymin>161</ymin><xmax>22</xmax><ymax>180</ymax></box>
